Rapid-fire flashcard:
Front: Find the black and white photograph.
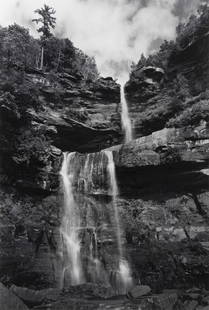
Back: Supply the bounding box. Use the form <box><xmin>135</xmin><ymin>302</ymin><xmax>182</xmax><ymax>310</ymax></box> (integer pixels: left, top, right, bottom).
<box><xmin>0</xmin><ymin>0</ymin><xmax>209</xmax><ymax>309</ymax></box>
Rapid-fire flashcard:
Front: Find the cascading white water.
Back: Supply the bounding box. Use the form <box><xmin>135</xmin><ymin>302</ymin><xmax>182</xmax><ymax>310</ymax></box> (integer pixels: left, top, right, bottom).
<box><xmin>60</xmin><ymin>150</ymin><xmax>133</xmax><ymax>293</ymax></box>
<box><xmin>120</xmin><ymin>81</ymin><xmax>133</xmax><ymax>143</ymax></box>
<box><xmin>104</xmin><ymin>150</ymin><xmax>133</xmax><ymax>293</ymax></box>
<box><xmin>60</xmin><ymin>152</ymin><xmax>84</xmax><ymax>286</ymax></box>
<box><xmin>104</xmin><ymin>150</ymin><xmax>122</xmax><ymax>257</ymax></box>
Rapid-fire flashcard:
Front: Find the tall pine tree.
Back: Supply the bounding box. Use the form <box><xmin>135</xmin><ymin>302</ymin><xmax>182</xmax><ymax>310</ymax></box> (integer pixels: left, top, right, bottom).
<box><xmin>32</xmin><ymin>5</ymin><xmax>56</xmax><ymax>70</ymax></box>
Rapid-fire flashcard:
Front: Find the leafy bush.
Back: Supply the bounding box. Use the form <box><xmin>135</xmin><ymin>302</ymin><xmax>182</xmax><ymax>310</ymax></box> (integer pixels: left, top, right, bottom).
<box><xmin>167</xmin><ymin>99</ymin><xmax>209</xmax><ymax>128</ymax></box>
<box><xmin>131</xmin><ymin>3</ymin><xmax>209</xmax><ymax>75</ymax></box>
<box><xmin>176</xmin><ymin>4</ymin><xmax>209</xmax><ymax>49</ymax></box>
<box><xmin>13</xmin><ymin>129</ymin><xmax>51</xmax><ymax>167</ymax></box>
<box><xmin>73</xmin><ymin>48</ymin><xmax>99</xmax><ymax>81</ymax></box>
<box><xmin>0</xmin><ymin>24</ymin><xmax>40</xmax><ymax>70</ymax></box>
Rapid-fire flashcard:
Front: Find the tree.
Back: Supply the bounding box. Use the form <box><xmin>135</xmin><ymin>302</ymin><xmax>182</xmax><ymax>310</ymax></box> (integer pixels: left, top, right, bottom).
<box><xmin>0</xmin><ymin>24</ymin><xmax>39</xmax><ymax>70</ymax></box>
<box><xmin>32</xmin><ymin>5</ymin><xmax>56</xmax><ymax>70</ymax></box>
<box><xmin>32</xmin><ymin>5</ymin><xmax>56</xmax><ymax>39</ymax></box>
<box><xmin>136</xmin><ymin>53</ymin><xmax>147</xmax><ymax>70</ymax></box>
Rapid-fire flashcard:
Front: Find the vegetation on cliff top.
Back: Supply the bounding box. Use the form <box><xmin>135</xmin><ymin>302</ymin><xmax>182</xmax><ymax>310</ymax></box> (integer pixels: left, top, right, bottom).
<box><xmin>0</xmin><ymin>5</ymin><xmax>100</xmax><ymax>181</ymax></box>
<box><xmin>128</xmin><ymin>3</ymin><xmax>209</xmax><ymax>137</ymax></box>
<box><xmin>133</xmin><ymin>3</ymin><xmax>209</xmax><ymax>71</ymax></box>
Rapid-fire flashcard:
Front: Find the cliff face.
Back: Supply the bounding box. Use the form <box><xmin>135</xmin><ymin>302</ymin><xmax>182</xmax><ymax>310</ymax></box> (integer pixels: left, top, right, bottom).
<box><xmin>111</xmin><ymin>128</ymin><xmax>209</xmax><ymax>197</ymax></box>
<box><xmin>1</xmin><ymin>126</ymin><xmax>209</xmax><ymax>292</ymax></box>
<box><xmin>125</xmin><ymin>33</ymin><xmax>209</xmax><ymax>139</ymax></box>
<box><xmin>1</xmin><ymin>16</ymin><xmax>209</xmax><ymax>303</ymax></box>
<box><xmin>28</xmin><ymin>73</ymin><xmax>121</xmax><ymax>152</ymax></box>
<box><xmin>107</xmin><ymin>127</ymin><xmax>209</xmax><ymax>290</ymax></box>
<box><xmin>111</xmin><ymin>31</ymin><xmax>209</xmax><ymax>290</ymax></box>
<box><xmin>0</xmin><ymin>69</ymin><xmax>121</xmax><ymax>193</ymax></box>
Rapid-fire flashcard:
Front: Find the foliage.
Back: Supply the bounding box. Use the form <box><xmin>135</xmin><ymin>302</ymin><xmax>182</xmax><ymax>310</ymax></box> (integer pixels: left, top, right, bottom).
<box><xmin>133</xmin><ymin>40</ymin><xmax>176</xmax><ymax>74</ymax></box>
<box><xmin>0</xmin><ymin>24</ymin><xmax>39</xmax><ymax>70</ymax></box>
<box><xmin>146</xmin><ymin>40</ymin><xmax>176</xmax><ymax>69</ymax></box>
<box><xmin>131</xmin><ymin>3</ymin><xmax>209</xmax><ymax>73</ymax></box>
<box><xmin>119</xmin><ymin>200</ymin><xmax>144</xmax><ymax>244</ymax></box>
<box><xmin>32</xmin><ymin>5</ymin><xmax>56</xmax><ymax>40</ymax></box>
<box><xmin>73</xmin><ymin>48</ymin><xmax>99</xmax><ymax>81</ymax></box>
<box><xmin>176</xmin><ymin>4</ymin><xmax>209</xmax><ymax>49</ymax></box>
<box><xmin>42</xmin><ymin>38</ymin><xmax>98</xmax><ymax>78</ymax></box>
<box><xmin>43</xmin><ymin>37</ymin><xmax>75</xmax><ymax>71</ymax></box>
<box><xmin>13</xmin><ymin>128</ymin><xmax>51</xmax><ymax>166</ymax></box>
<box><xmin>0</xmin><ymin>20</ymin><xmax>99</xmax><ymax>83</ymax></box>
<box><xmin>133</xmin><ymin>73</ymin><xmax>191</xmax><ymax>134</ymax></box>
<box><xmin>135</xmin><ymin>53</ymin><xmax>146</xmax><ymax>70</ymax></box>
<box><xmin>167</xmin><ymin>99</ymin><xmax>209</xmax><ymax>128</ymax></box>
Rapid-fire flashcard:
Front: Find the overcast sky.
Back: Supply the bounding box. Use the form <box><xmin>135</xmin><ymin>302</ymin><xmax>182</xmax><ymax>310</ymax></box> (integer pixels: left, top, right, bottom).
<box><xmin>0</xmin><ymin>0</ymin><xmax>202</xmax><ymax>77</ymax></box>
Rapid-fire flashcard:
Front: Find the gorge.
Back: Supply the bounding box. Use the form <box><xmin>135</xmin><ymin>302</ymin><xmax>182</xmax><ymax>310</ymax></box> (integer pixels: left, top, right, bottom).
<box><xmin>1</xmin><ymin>3</ymin><xmax>209</xmax><ymax>310</ymax></box>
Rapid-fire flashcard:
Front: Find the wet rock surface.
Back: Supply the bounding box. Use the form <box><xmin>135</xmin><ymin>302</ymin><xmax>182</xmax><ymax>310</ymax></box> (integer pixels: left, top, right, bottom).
<box><xmin>10</xmin><ymin>285</ymin><xmax>61</xmax><ymax>307</ymax></box>
<box><xmin>128</xmin><ymin>285</ymin><xmax>151</xmax><ymax>298</ymax></box>
<box><xmin>1</xmin><ymin>283</ymin><xmax>209</xmax><ymax>309</ymax></box>
<box><xmin>0</xmin><ymin>282</ymin><xmax>29</xmax><ymax>310</ymax></box>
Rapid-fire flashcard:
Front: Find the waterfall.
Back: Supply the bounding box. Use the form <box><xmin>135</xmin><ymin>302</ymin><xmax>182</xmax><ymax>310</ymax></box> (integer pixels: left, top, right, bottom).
<box><xmin>60</xmin><ymin>153</ymin><xmax>84</xmax><ymax>286</ymax></box>
<box><xmin>120</xmin><ymin>82</ymin><xmax>133</xmax><ymax>143</ymax></box>
<box><xmin>60</xmin><ymin>150</ymin><xmax>132</xmax><ymax>293</ymax></box>
<box><xmin>105</xmin><ymin>150</ymin><xmax>133</xmax><ymax>293</ymax></box>
<box><xmin>104</xmin><ymin>150</ymin><xmax>122</xmax><ymax>257</ymax></box>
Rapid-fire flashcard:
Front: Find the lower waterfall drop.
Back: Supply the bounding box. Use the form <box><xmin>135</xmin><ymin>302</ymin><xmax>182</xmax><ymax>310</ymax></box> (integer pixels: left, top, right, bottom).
<box><xmin>60</xmin><ymin>152</ymin><xmax>84</xmax><ymax>286</ymax></box>
<box><xmin>105</xmin><ymin>150</ymin><xmax>133</xmax><ymax>294</ymax></box>
<box><xmin>60</xmin><ymin>151</ymin><xmax>133</xmax><ymax>293</ymax></box>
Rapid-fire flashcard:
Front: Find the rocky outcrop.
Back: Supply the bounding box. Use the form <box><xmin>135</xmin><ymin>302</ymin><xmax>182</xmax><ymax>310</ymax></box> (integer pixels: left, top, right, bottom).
<box><xmin>0</xmin><ymin>190</ymin><xmax>63</xmax><ymax>289</ymax></box>
<box><xmin>108</xmin><ymin>128</ymin><xmax>209</xmax><ymax>197</ymax></box>
<box><xmin>0</xmin><ymin>282</ymin><xmax>29</xmax><ymax>310</ymax></box>
<box><xmin>0</xmin><ymin>70</ymin><xmax>121</xmax><ymax>193</ymax></box>
<box><xmin>125</xmin><ymin>33</ymin><xmax>209</xmax><ymax>139</ymax></box>
<box><xmin>10</xmin><ymin>285</ymin><xmax>60</xmax><ymax>307</ymax></box>
<box><xmin>27</xmin><ymin>73</ymin><xmax>121</xmax><ymax>152</ymax></box>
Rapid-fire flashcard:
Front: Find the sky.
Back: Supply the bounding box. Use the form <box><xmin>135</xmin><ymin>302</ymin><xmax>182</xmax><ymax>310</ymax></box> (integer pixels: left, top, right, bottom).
<box><xmin>0</xmin><ymin>0</ymin><xmax>202</xmax><ymax>78</ymax></box>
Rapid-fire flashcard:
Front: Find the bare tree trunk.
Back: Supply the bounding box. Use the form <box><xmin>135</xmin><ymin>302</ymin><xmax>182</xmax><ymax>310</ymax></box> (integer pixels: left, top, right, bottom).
<box><xmin>189</xmin><ymin>193</ymin><xmax>207</xmax><ymax>216</ymax></box>
<box><xmin>40</xmin><ymin>47</ymin><xmax>44</xmax><ymax>70</ymax></box>
<box><xmin>36</xmin><ymin>54</ymin><xmax>39</xmax><ymax>69</ymax></box>
<box><xmin>56</xmin><ymin>48</ymin><xmax>61</xmax><ymax>71</ymax></box>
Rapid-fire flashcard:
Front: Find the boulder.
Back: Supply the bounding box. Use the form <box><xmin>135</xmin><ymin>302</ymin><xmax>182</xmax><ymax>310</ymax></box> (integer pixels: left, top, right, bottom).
<box><xmin>0</xmin><ymin>282</ymin><xmax>29</xmax><ymax>310</ymax></box>
<box><xmin>10</xmin><ymin>285</ymin><xmax>60</xmax><ymax>307</ymax></box>
<box><xmin>132</xmin><ymin>66</ymin><xmax>164</xmax><ymax>82</ymax></box>
<box><xmin>128</xmin><ymin>285</ymin><xmax>151</xmax><ymax>298</ymax></box>
<box><xmin>183</xmin><ymin>300</ymin><xmax>199</xmax><ymax>310</ymax></box>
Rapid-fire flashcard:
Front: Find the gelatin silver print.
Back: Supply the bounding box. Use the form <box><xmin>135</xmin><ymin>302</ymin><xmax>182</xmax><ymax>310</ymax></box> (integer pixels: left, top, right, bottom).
<box><xmin>0</xmin><ymin>0</ymin><xmax>209</xmax><ymax>309</ymax></box>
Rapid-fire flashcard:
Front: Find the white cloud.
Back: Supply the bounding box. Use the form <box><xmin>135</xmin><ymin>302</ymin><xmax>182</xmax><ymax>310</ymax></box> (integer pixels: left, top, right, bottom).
<box><xmin>0</xmin><ymin>0</ymin><xmax>198</xmax><ymax>78</ymax></box>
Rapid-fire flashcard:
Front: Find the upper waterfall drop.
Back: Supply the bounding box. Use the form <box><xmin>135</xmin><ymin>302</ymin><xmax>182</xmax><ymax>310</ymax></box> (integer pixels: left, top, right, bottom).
<box><xmin>120</xmin><ymin>79</ymin><xmax>133</xmax><ymax>143</ymax></box>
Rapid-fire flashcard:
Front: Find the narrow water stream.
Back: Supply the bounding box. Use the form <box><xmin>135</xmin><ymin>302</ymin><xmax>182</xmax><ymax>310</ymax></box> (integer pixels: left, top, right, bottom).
<box><xmin>120</xmin><ymin>80</ymin><xmax>133</xmax><ymax>143</ymax></box>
